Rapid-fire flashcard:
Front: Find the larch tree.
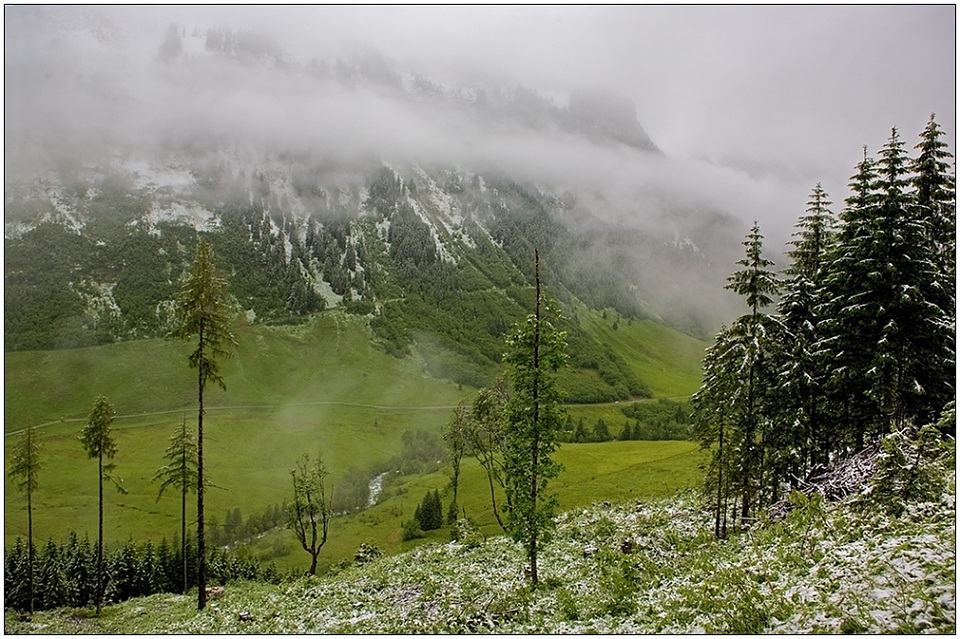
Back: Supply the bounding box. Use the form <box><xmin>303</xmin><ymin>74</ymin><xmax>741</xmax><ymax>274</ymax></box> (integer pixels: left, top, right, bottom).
<box><xmin>153</xmin><ymin>416</ymin><xmax>198</xmax><ymax>594</ymax></box>
<box><xmin>503</xmin><ymin>249</ymin><xmax>568</xmax><ymax>585</ymax></box>
<box><xmin>287</xmin><ymin>453</ymin><xmax>332</xmax><ymax>576</ymax></box>
<box><xmin>168</xmin><ymin>238</ymin><xmax>236</xmax><ymax>611</ymax></box>
<box><xmin>8</xmin><ymin>424</ymin><xmax>42</xmax><ymax>615</ymax></box>
<box><xmin>79</xmin><ymin>395</ymin><xmax>125</xmax><ymax>615</ymax></box>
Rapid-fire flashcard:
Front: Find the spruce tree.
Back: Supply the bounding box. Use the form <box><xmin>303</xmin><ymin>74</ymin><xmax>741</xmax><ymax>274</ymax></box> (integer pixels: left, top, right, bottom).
<box><xmin>693</xmin><ymin>325</ymin><xmax>739</xmax><ymax>538</ymax></box>
<box><xmin>819</xmin><ymin>147</ymin><xmax>886</xmax><ymax>450</ymax></box>
<box><xmin>503</xmin><ymin>249</ymin><xmax>568</xmax><ymax>585</ymax></box>
<box><xmin>822</xmin><ymin>128</ymin><xmax>955</xmax><ymax>444</ymax></box>
<box><xmin>8</xmin><ymin>424</ymin><xmax>42</xmax><ymax>614</ymax></box>
<box><xmin>775</xmin><ymin>185</ymin><xmax>836</xmax><ymax>473</ymax></box>
<box><xmin>913</xmin><ymin>113</ymin><xmax>956</xmax><ymax>299</ymax></box>
<box><xmin>726</xmin><ymin>222</ymin><xmax>781</xmax><ymax>516</ymax></box>
<box><xmin>168</xmin><ymin>238</ymin><xmax>235</xmax><ymax>610</ymax></box>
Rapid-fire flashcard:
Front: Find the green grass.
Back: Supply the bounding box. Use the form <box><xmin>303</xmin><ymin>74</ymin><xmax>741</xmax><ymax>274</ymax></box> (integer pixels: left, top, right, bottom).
<box><xmin>4</xmin><ymin>312</ymin><xmax>470</xmax><ymax>547</ymax></box>
<box><xmin>245</xmin><ymin>439</ymin><xmax>704</xmax><ymax>575</ymax></box>
<box><xmin>576</xmin><ymin>307</ymin><xmax>708</xmax><ymax>399</ymax></box>
<box><xmin>5</xmin><ymin>307</ymin><xmax>709</xmax><ymax>571</ymax></box>
<box><xmin>7</xmin><ymin>465</ymin><xmax>954</xmax><ymax>634</ymax></box>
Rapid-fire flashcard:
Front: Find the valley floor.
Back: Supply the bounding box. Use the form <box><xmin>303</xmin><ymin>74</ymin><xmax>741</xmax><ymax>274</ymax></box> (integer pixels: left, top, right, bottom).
<box><xmin>5</xmin><ymin>474</ymin><xmax>954</xmax><ymax>635</ymax></box>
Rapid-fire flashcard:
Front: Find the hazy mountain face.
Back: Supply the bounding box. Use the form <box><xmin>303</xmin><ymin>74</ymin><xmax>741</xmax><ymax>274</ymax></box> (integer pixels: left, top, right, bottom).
<box><xmin>4</xmin><ymin>5</ymin><xmax>953</xmax><ymax>337</ymax></box>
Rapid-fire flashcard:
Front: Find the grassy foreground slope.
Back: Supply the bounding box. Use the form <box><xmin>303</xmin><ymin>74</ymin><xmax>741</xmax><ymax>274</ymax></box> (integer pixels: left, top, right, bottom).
<box><xmin>6</xmin><ymin>467</ymin><xmax>954</xmax><ymax>634</ymax></box>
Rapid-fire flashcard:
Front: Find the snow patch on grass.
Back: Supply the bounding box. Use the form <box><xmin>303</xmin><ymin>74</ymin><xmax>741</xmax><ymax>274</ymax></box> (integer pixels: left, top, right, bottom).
<box><xmin>7</xmin><ymin>472</ymin><xmax>954</xmax><ymax>634</ymax></box>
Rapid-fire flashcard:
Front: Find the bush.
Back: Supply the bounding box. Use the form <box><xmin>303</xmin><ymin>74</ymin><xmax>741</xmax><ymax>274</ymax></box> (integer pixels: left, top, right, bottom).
<box><xmin>354</xmin><ymin>543</ymin><xmax>382</xmax><ymax>565</ymax></box>
<box><xmin>401</xmin><ymin>519</ymin><xmax>424</xmax><ymax>541</ymax></box>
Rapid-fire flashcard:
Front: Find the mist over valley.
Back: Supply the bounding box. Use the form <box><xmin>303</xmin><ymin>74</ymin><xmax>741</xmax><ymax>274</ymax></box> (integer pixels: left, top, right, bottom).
<box><xmin>3</xmin><ymin>6</ymin><xmax>955</xmax><ymax>633</ymax></box>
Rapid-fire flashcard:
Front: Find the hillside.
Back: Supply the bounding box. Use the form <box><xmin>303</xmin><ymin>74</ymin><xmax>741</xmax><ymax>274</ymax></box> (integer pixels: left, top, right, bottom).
<box><xmin>3</xmin><ymin>309</ymin><xmax>707</xmax><ymax>564</ymax></box>
<box><xmin>5</xmin><ymin>460</ymin><xmax>954</xmax><ymax>634</ymax></box>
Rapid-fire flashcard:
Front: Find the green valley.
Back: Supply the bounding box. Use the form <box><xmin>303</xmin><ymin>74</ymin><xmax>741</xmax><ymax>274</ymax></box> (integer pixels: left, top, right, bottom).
<box><xmin>4</xmin><ymin>306</ymin><xmax>708</xmax><ymax>571</ymax></box>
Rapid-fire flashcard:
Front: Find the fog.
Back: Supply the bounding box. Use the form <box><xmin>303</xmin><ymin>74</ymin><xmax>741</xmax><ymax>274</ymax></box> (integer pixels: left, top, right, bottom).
<box><xmin>5</xmin><ymin>5</ymin><xmax>956</xmax><ymax>247</ymax></box>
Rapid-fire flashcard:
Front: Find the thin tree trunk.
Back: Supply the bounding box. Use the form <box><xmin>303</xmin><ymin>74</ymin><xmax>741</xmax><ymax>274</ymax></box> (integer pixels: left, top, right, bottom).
<box><xmin>197</xmin><ymin>319</ymin><xmax>206</xmax><ymax>611</ymax></box>
<box><xmin>485</xmin><ymin>461</ymin><xmax>506</xmax><ymax>532</ymax></box>
<box><xmin>181</xmin><ymin>463</ymin><xmax>188</xmax><ymax>594</ymax></box>
<box><xmin>27</xmin><ymin>483</ymin><xmax>34</xmax><ymax>615</ymax></box>
<box><xmin>97</xmin><ymin>452</ymin><xmax>104</xmax><ymax>616</ymax></box>
<box><xmin>715</xmin><ymin>418</ymin><xmax>724</xmax><ymax>539</ymax></box>
<box><xmin>529</xmin><ymin>249</ymin><xmax>541</xmax><ymax>586</ymax></box>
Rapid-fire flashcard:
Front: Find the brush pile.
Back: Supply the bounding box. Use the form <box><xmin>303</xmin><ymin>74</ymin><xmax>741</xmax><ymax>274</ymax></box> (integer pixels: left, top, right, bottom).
<box><xmin>768</xmin><ymin>442</ymin><xmax>882</xmax><ymax>521</ymax></box>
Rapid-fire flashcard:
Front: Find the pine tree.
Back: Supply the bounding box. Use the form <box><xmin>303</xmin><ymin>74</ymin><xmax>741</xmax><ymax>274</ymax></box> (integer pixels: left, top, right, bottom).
<box><xmin>153</xmin><ymin>417</ymin><xmax>198</xmax><ymax>593</ymax></box>
<box><xmin>503</xmin><ymin>249</ymin><xmax>568</xmax><ymax>585</ymax></box>
<box><xmin>8</xmin><ymin>424</ymin><xmax>42</xmax><ymax>614</ymax></box>
<box><xmin>79</xmin><ymin>395</ymin><xmax>125</xmax><ymax>615</ymax></box>
<box><xmin>168</xmin><ymin>238</ymin><xmax>236</xmax><ymax>610</ymax></box>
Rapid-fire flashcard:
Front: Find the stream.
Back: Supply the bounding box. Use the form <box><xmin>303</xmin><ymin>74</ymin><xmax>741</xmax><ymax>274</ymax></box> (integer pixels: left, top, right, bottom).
<box><xmin>367</xmin><ymin>471</ymin><xmax>392</xmax><ymax>507</ymax></box>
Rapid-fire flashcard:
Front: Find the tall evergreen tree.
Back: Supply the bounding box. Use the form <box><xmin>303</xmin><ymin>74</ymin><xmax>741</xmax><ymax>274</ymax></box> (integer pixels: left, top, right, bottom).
<box><xmin>8</xmin><ymin>424</ymin><xmax>42</xmax><ymax>615</ymax></box>
<box><xmin>822</xmin><ymin>127</ymin><xmax>955</xmax><ymax>445</ymax></box>
<box><xmin>79</xmin><ymin>395</ymin><xmax>125</xmax><ymax>615</ymax></box>
<box><xmin>819</xmin><ymin>146</ymin><xmax>887</xmax><ymax>450</ymax></box>
<box><xmin>503</xmin><ymin>249</ymin><xmax>568</xmax><ymax>585</ymax></box>
<box><xmin>695</xmin><ymin>222</ymin><xmax>781</xmax><ymax>534</ymax></box>
<box><xmin>726</xmin><ymin>222</ymin><xmax>781</xmax><ymax>517</ymax></box>
<box><xmin>775</xmin><ymin>185</ymin><xmax>836</xmax><ymax>474</ymax></box>
<box><xmin>153</xmin><ymin>417</ymin><xmax>198</xmax><ymax>593</ymax></box>
<box><xmin>168</xmin><ymin>238</ymin><xmax>236</xmax><ymax>610</ymax></box>
<box><xmin>912</xmin><ymin>113</ymin><xmax>956</xmax><ymax>296</ymax></box>
<box><xmin>693</xmin><ymin>325</ymin><xmax>739</xmax><ymax>538</ymax></box>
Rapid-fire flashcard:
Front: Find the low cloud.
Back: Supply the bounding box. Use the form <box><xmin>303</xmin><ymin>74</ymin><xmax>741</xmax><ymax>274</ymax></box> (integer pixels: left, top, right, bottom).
<box><xmin>5</xmin><ymin>5</ymin><xmax>955</xmax><ymax>251</ymax></box>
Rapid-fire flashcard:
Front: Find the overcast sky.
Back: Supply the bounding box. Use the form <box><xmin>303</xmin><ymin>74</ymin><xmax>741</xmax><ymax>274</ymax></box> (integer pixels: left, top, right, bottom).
<box><xmin>5</xmin><ymin>4</ymin><xmax>956</xmax><ymax>246</ymax></box>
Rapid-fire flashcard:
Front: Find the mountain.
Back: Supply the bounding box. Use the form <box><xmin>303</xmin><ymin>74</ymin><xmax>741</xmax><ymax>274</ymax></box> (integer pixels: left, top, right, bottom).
<box><xmin>4</xmin><ymin>11</ymin><xmax>746</xmax><ymax>397</ymax></box>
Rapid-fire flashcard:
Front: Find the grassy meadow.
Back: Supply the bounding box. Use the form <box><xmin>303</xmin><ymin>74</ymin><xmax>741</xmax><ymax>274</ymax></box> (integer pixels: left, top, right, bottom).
<box><xmin>4</xmin><ymin>306</ymin><xmax>708</xmax><ymax>572</ymax></box>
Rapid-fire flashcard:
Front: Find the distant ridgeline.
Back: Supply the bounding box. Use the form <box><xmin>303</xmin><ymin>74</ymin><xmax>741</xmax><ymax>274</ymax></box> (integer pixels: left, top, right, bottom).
<box><xmin>3</xmin><ymin>160</ymin><xmax>727</xmax><ymax>398</ymax></box>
